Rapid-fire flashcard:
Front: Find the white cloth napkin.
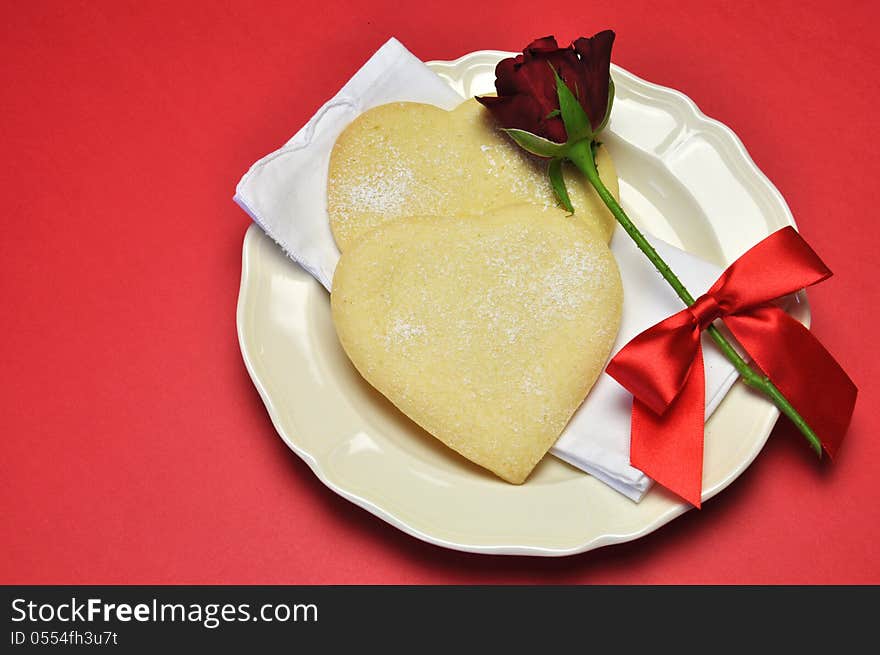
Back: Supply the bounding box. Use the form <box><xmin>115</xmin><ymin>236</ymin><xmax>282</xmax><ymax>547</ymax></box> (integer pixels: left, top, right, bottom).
<box><xmin>235</xmin><ymin>38</ymin><xmax>463</xmax><ymax>286</ymax></box>
<box><xmin>234</xmin><ymin>37</ymin><xmax>739</xmax><ymax>502</ymax></box>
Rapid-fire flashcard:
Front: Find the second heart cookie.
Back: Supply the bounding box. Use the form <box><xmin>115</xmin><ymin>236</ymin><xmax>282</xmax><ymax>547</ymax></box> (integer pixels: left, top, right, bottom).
<box><xmin>327</xmin><ymin>98</ymin><xmax>620</xmax><ymax>252</ymax></box>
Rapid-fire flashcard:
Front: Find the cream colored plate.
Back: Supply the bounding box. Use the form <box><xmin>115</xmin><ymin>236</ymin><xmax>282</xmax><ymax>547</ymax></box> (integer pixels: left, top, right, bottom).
<box><xmin>236</xmin><ymin>51</ymin><xmax>806</xmax><ymax>556</ymax></box>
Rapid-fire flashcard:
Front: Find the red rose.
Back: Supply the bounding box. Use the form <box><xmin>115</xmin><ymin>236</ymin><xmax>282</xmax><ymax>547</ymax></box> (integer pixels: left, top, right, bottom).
<box><xmin>477</xmin><ymin>31</ymin><xmax>615</xmax><ymax>144</ymax></box>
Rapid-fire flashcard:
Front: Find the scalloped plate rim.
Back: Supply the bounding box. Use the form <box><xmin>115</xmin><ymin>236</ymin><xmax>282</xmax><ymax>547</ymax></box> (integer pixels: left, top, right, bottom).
<box><xmin>235</xmin><ymin>50</ymin><xmax>802</xmax><ymax>556</ymax></box>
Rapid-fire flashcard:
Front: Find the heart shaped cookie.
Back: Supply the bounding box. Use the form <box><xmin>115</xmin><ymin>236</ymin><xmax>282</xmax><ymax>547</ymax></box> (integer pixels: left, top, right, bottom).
<box><xmin>327</xmin><ymin>98</ymin><xmax>620</xmax><ymax>252</ymax></box>
<box><xmin>331</xmin><ymin>205</ymin><xmax>623</xmax><ymax>484</ymax></box>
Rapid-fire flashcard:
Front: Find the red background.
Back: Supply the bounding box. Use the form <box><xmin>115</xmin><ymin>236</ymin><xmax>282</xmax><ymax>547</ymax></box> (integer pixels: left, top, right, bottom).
<box><xmin>3</xmin><ymin>0</ymin><xmax>878</xmax><ymax>584</ymax></box>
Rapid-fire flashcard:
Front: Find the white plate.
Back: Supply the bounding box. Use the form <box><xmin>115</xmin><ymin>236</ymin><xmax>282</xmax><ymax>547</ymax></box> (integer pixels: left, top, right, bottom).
<box><xmin>236</xmin><ymin>51</ymin><xmax>806</xmax><ymax>556</ymax></box>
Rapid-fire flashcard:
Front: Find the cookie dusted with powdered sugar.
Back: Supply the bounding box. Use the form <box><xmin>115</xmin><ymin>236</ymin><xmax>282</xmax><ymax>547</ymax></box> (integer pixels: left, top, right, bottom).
<box><xmin>327</xmin><ymin>98</ymin><xmax>619</xmax><ymax>252</ymax></box>
<box><xmin>331</xmin><ymin>205</ymin><xmax>622</xmax><ymax>484</ymax></box>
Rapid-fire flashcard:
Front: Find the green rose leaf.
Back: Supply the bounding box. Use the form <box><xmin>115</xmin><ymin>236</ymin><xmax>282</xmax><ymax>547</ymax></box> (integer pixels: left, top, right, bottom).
<box><xmin>596</xmin><ymin>78</ymin><xmax>615</xmax><ymax>134</ymax></box>
<box><xmin>551</xmin><ymin>66</ymin><xmax>593</xmax><ymax>144</ymax></box>
<box><xmin>501</xmin><ymin>128</ymin><xmax>570</xmax><ymax>158</ymax></box>
<box><xmin>547</xmin><ymin>157</ymin><xmax>574</xmax><ymax>213</ymax></box>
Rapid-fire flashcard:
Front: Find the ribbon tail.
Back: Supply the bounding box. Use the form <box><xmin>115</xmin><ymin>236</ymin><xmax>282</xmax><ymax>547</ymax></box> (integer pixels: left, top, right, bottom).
<box><xmin>630</xmin><ymin>347</ymin><xmax>706</xmax><ymax>508</ymax></box>
<box><xmin>725</xmin><ymin>306</ymin><xmax>857</xmax><ymax>457</ymax></box>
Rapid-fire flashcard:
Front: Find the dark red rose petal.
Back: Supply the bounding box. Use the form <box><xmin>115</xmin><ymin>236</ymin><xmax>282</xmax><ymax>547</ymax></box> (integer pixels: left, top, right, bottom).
<box><xmin>476</xmin><ymin>31</ymin><xmax>615</xmax><ymax>142</ymax></box>
<box><xmin>476</xmin><ymin>94</ymin><xmax>567</xmax><ymax>143</ymax></box>
<box><xmin>523</xmin><ymin>36</ymin><xmax>560</xmax><ymax>57</ymax></box>
<box><xmin>541</xmin><ymin>48</ymin><xmax>590</xmax><ymax>111</ymax></box>
<box><xmin>572</xmin><ymin>30</ymin><xmax>615</xmax><ymax>130</ymax></box>
<box><xmin>493</xmin><ymin>55</ymin><xmax>524</xmax><ymax>97</ymax></box>
<box><xmin>513</xmin><ymin>57</ymin><xmax>566</xmax><ymax>123</ymax></box>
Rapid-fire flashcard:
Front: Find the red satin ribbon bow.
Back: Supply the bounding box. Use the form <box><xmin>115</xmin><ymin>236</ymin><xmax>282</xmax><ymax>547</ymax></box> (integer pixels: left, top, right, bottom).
<box><xmin>606</xmin><ymin>227</ymin><xmax>857</xmax><ymax>508</ymax></box>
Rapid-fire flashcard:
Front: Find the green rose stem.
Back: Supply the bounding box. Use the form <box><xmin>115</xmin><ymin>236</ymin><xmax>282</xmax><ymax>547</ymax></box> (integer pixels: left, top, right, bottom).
<box><xmin>494</xmin><ymin>69</ymin><xmax>824</xmax><ymax>457</ymax></box>
<box><xmin>566</xmin><ymin>139</ymin><xmax>823</xmax><ymax>457</ymax></box>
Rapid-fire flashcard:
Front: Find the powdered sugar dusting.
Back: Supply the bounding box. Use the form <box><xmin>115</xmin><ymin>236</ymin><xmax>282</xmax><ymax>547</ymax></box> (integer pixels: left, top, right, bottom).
<box><xmin>467</xmin><ymin>223</ymin><xmax>615</xmax><ymax>348</ymax></box>
<box><xmin>384</xmin><ymin>314</ymin><xmax>428</xmax><ymax>349</ymax></box>
<box><xmin>340</xmin><ymin>155</ymin><xmax>416</xmax><ymax>215</ymax></box>
<box><xmin>390</xmin><ymin>317</ymin><xmax>426</xmax><ymax>341</ymax></box>
<box><xmin>480</xmin><ymin>144</ymin><xmax>554</xmax><ymax>211</ymax></box>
